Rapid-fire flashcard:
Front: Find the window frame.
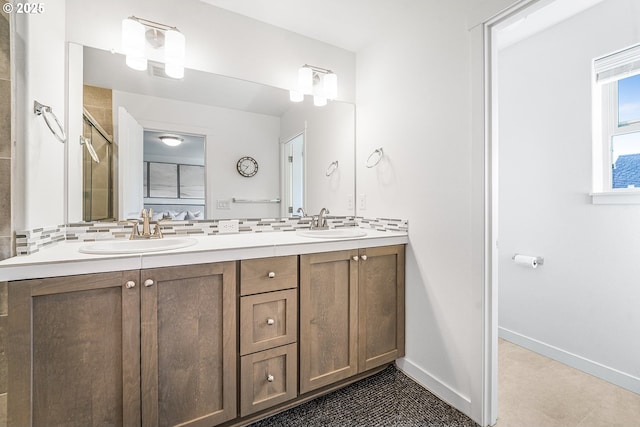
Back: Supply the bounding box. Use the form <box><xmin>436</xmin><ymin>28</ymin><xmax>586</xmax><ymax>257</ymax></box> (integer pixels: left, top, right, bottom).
<box><xmin>591</xmin><ymin>44</ymin><xmax>640</xmax><ymax>204</ymax></box>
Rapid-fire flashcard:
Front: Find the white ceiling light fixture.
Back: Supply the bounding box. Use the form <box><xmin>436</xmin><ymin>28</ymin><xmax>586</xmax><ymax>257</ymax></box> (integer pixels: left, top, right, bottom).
<box><xmin>122</xmin><ymin>17</ymin><xmax>147</xmax><ymax>71</ymax></box>
<box><xmin>121</xmin><ymin>16</ymin><xmax>186</xmax><ymax>79</ymax></box>
<box><xmin>289</xmin><ymin>90</ymin><xmax>304</xmax><ymax>102</ymax></box>
<box><xmin>159</xmin><ymin>135</ymin><xmax>184</xmax><ymax>147</ymax></box>
<box><xmin>164</xmin><ymin>28</ymin><xmax>186</xmax><ymax>79</ymax></box>
<box><xmin>290</xmin><ymin>64</ymin><xmax>338</xmax><ymax>107</ymax></box>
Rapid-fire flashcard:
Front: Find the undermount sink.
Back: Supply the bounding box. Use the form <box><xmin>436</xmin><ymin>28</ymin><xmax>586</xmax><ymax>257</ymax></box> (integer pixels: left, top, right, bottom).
<box><xmin>79</xmin><ymin>237</ymin><xmax>198</xmax><ymax>254</ymax></box>
<box><xmin>296</xmin><ymin>228</ymin><xmax>367</xmax><ymax>239</ymax></box>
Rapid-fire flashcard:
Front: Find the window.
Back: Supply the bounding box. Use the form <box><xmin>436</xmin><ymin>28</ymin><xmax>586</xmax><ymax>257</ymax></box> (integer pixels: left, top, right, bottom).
<box><xmin>593</xmin><ymin>44</ymin><xmax>640</xmax><ymax>202</ymax></box>
<box><xmin>144</xmin><ymin>161</ymin><xmax>205</xmax><ymax>200</ymax></box>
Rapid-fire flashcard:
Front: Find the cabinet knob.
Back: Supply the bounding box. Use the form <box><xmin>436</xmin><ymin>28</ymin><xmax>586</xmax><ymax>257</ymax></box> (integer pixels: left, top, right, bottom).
<box><xmin>353</xmin><ymin>256</ymin><xmax>359</xmax><ymax>261</ymax></box>
<box><xmin>267</xmin><ymin>374</ymin><xmax>274</xmax><ymax>382</ymax></box>
<box><xmin>266</xmin><ymin>318</ymin><xmax>275</xmax><ymax>325</ymax></box>
<box><xmin>125</xmin><ymin>281</ymin><xmax>136</xmax><ymax>289</ymax></box>
<box><xmin>268</xmin><ymin>271</ymin><xmax>276</xmax><ymax>278</ymax></box>
<box><xmin>144</xmin><ymin>279</ymin><xmax>155</xmax><ymax>287</ymax></box>
<box><xmin>361</xmin><ymin>255</ymin><xmax>367</xmax><ymax>261</ymax></box>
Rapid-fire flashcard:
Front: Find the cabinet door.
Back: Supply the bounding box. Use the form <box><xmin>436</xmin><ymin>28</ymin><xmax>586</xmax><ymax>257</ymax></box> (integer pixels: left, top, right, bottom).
<box><xmin>141</xmin><ymin>262</ymin><xmax>237</xmax><ymax>427</ymax></box>
<box><xmin>8</xmin><ymin>271</ymin><xmax>141</xmax><ymax>427</ymax></box>
<box><xmin>358</xmin><ymin>245</ymin><xmax>405</xmax><ymax>371</ymax></box>
<box><xmin>299</xmin><ymin>250</ymin><xmax>358</xmax><ymax>394</ymax></box>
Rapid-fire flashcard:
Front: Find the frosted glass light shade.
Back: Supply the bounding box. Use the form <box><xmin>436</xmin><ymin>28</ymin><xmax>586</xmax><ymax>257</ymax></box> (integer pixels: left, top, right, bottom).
<box><xmin>324</xmin><ymin>72</ymin><xmax>338</xmax><ymax>99</ymax></box>
<box><xmin>122</xmin><ymin>18</ymin><xmax>147</xmax><ymax>71</ymax></box>
<box><xmin>165</xmin><ymin>63</ymin><xmax>184</xmax><ymax>79</ymax></box>
<box><xmin>160</xmin><ymin>136</ymin><xmax>183</xmax><ymax>147</ymax></box>
<box><xmin>164</xmin><ymin>29</ymin><xmax>185</xmax><ymax>79</ymax></box>
<box><xmin>298</xmin><ymin>67</ymin><xmax>313</xmax><ymax>94</ymax></box>
<box><xmin>313</xmin><ymin>96</ymin><xmax>327</xmax><ymax>107</ymax></box>
<box><xmin>290</xmin><ymin>90</ymin><xmax>304</xmax><ymax>102</ymax></box>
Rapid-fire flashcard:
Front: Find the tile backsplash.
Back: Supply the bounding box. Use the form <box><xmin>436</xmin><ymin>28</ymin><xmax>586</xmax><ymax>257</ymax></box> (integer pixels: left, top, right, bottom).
<box><xmin>16</xmin><ymin>217</ymin><xmax>408</xmax><ymax>256</ymax></box>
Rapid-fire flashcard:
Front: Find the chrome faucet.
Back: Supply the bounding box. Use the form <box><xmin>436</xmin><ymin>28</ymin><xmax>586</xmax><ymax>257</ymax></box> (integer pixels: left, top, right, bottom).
<box><xmin>129</xmin><ymin>208</ymin><xmax>164</xmax><ymax>239</ymax></box>
<box><xmin>312</xmin><ymin>208</ymin><xmax>330</xmax><ymax>229</ymax></box>
<box><xmin>297</xmin><ymin>207</ymin><xmax>307</xmax><ymax>217</ymax></box>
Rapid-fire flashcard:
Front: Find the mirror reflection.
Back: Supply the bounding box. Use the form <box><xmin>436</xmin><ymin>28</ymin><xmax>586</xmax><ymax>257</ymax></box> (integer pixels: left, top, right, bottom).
<box><xmin>69</xmin><ymin>44</ymin><xmax>355</xmax><ymax>222</ymax></box>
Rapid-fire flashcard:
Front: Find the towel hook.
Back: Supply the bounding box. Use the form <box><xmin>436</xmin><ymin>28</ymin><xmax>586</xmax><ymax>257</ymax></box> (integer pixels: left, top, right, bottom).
<box><xmin>34</xmin><ymin>101</ymin><xmax>66</xmax><ymax>143</ymax></box>
<box><xmin>365</xmin><ymin>148</ymin><xmax>383</xmax><ymax>168</ymax></box>
<box><xmin>326</xmin><ymin>160</ymin><xmax>339</xmax><ymax>176</ymax></box>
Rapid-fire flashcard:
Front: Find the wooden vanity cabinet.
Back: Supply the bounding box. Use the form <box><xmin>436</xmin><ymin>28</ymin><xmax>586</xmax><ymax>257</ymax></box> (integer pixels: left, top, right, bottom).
<box><xmin>7</xmin><ymin>261</ymin><xmax>237</xmax><ymax>427</ymax></box>
<box><xmin>299</xmin><ymin>245</ymin><xmax>405</xmax><ymax>394</ymax></box>
<box><xmin>6</xmin><ymin>245</ymin><xmax>404</xmax><ymax>426</ymax></box>
<box><xmin>299</xmin><ymin>250</ymin><xmax>359</xmax><ymax>394</ymax></box>
<box><xmin>357</xmin><ymin>245</ymin><xmax>405</xmax><ymax>371</ymax></box>
<box><xmin>239</xmin><ymin>256</ymin><xmax>298</xmax><ymax>417</ymax></box>
<box><xmin>8</xmin><ymin>270</ymin><xmax>142</xmax><ymax>427</ymax></box>
<box><xmin>140</xmin><ymin>262</ymin><xmax>237</xmax><ymax>427</ymax></box>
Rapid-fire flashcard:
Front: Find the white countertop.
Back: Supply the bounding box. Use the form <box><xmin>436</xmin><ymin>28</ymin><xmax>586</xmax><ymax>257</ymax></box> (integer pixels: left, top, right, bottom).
<box><xmin>0</xmin><ymin>229</ymin><xmax>408</xmax><ymax>282</ymax></box>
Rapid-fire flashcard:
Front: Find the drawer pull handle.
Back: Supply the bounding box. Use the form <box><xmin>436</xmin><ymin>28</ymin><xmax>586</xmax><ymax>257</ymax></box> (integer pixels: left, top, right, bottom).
<box><xmin>361</xmin><ymin>255</ymin><xmax>367</xmax><ymax>260</ymax></box>
<box><xmin>266</xmin><ymin>318</ymin><xmax>275</xmax><ymax>325</ymax></box>
<box><xmin>267</xmin><ymin>374</ymin><xmax>274</xmax><ymax>382</ymax></box>
<box><xmin>268</xmin><ymin>271</ymin><xmax>276</xmax><ymax>278</ymax></box>
<box><xmin>144</xmin><ymin>279</ymin><xmax>154</xmax><ymax>287</ymax></box>
<box><xmin>353</xmin><ymin>256</ymin><xmax>359</xmax><ymax>261</ymax></box>
<box><xmin>125</xmin><ymin>281</ymin><xmax>136</xmax><ymax>289</ymax></box>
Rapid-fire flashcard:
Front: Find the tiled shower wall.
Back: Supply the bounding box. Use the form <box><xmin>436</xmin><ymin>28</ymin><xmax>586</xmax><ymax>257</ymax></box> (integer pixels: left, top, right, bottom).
<box><xmin>0</xmin><ymin>11</ymin><xmax>11</xmax><ymax>261</ymax></box>
<box><xmin>0</xmin><ymin>10</ymin><xmax>10</xmax><ymax>426</ymax></box>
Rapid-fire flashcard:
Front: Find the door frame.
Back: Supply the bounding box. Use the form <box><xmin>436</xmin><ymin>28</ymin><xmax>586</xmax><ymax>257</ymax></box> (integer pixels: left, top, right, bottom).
<box><xmin>476</xmin><ymin>1</ymin><xmax>552</xmax><ymax>425</ymax></box>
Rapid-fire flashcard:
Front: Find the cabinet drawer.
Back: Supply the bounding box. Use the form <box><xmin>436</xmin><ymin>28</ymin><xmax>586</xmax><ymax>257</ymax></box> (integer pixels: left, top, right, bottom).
<box><xmin>241</xmin><ymin>256</ymin><xmax>298</xmax><ymax>295</ymax></box>
<box><xmin>240</xmin><ymin>344</ymin><xmax>297</xmax><ymax>417</ymax></box>
<box><xmin>240</xmin><ymin>289</ymin><xmax>297</xmax><ymax>355</ymax></box>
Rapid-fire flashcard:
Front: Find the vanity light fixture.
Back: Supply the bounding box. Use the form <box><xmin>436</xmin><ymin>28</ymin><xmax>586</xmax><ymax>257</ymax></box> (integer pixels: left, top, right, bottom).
<box><xmin>121</xmin><ymin>16</ymin><xmax>186</xmax><ymax>79</ymax></box>
<box><xmin>159</xmin><ymin>135</ymin><xmax>184</xmax><ymax>147</ymax></box>
<box><xmin>291</xmin><ymin>64</ymin><xmax>338</xmax><ymax>106</ymax></box>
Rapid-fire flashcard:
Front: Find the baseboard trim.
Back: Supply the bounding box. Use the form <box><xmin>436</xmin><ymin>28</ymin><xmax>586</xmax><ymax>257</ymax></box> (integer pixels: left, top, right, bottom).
<box><xmin>499</xmin><ymin>327</ymin><xmax>640</xmax><ymax>395</ymax></box>
<box><xmin>395</xmin><ymin>358</ymin><xmax>472</xmax><ymax>418</ymax></box>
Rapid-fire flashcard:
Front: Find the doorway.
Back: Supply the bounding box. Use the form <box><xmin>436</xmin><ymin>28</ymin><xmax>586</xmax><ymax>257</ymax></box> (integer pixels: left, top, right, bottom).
<box><xmin>483</xmin><ymin>0</ymin><xmax>640</xmax><ymax>425</ymax></box>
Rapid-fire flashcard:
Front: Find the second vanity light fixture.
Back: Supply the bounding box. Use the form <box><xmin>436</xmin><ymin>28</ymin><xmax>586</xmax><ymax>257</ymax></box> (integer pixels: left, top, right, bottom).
<box><xmin>290</xmin><ymin>65</ymin><xmax>338</xmax><ymax>106</ymax></box>
<box><xmin>122</xmin><ymin>16</ymin><xmax>186</xmax><ymax>79</ymax></box>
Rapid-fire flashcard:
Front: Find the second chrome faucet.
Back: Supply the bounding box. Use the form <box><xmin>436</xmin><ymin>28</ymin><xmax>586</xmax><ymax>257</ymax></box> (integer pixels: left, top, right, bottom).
<box><xmin>312</xmin><ymin>208</ymin><xmax>330</xmax><ymax>230</ymax></box>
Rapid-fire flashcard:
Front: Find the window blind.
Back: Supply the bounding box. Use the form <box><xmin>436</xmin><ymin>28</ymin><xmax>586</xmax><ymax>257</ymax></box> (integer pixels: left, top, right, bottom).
<box><xmin>594</xmin><ymin>44</ymin><xmax>640</xmax><ymax>84</ymax></box>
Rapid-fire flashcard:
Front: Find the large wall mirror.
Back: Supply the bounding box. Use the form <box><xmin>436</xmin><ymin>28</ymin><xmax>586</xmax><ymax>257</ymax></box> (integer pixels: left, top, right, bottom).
<box><xmin>67</xmin><ymin>43</ymin><xmax>355</xmax><ymax>222</ymax></box>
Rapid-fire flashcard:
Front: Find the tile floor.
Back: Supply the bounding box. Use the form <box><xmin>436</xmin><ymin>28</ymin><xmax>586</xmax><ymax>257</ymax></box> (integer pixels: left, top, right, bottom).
<box><xmin>495</xmin><ymin>339</ymin><xmax>640</xmax><ymax>427</ymax></box>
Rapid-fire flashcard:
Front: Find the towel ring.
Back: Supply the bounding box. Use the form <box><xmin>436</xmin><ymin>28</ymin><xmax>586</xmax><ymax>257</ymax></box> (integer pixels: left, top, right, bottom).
<box><xmin>80</xmin><ymin>136</ymin><xmax>100</xmax><ymax>163</ymax></box>
<box><xmin>34</xmin><ymin>101</ymin><xmax>66</xmax><ymax>143</ymax></box>
<box><xmin>326</xmin><ymin>160</ymin><xmax>339</xmax><ymax>176</ymax></box>
<box><xmin>365</xmin><ymin>148</ymin><xmax>384</xmax><ymax>168</ymax></box>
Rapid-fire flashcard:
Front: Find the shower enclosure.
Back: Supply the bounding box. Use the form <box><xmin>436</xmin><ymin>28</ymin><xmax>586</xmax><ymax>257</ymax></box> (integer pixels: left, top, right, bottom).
<box><xmin>82</xmin><ymin>111</ymin><xmax>113</xmax><ymax>221</ymax></box>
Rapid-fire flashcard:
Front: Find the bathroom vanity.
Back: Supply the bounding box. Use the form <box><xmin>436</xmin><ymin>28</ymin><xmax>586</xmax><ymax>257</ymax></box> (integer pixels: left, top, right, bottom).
<box><xmin>1</xmin><ymin>230</ymin><xmax>406</xmax><ymax>427</ymax></box>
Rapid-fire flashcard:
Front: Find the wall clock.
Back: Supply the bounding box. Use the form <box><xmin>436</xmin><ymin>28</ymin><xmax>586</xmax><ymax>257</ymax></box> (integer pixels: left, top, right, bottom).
<box><xmin>236</xmin><ymin>156</ymin><xmax>258</xmax><ymax>177</ymax></box>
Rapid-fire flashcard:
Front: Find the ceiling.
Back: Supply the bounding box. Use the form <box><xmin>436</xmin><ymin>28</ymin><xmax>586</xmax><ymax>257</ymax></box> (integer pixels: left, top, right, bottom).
<box><xmin>199</xmin><ymin>0</ymin><xmax>411</xmax><ymax>52</ymax></box>
<box><xmin>200</xmin><ymin>0</ymin><xmax>607</xmax><ymax>53</ymax></box>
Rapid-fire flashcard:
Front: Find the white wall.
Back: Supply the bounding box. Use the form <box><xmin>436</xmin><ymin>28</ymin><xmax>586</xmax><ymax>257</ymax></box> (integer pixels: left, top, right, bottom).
<box><xmin>65</xmin><ymin>0</ymin><xmax>355</xmax><ymax>103</ymax></box>
<box><xmin>281</xmin><ymin>98</ymin><xmax>355</xmax><ymax>216</ymax></box>
<box><xmin>113</xmin><ymin>90</ymin><xmax>281</xmax><ymax>219</ymax></box>
<box><xmin>355</xmin><ymin>0</ymin><xmax>485</xmax><ymax>421</ymax></box>
<box><xmin>498</xmin><ymin>0</ymin><xmax>640</xmax><ymax>393</ymax></box>
<box><xmin>13</xmin><ymin>4</ymin><xmax>67</xmax><ymax>230</ymax></box>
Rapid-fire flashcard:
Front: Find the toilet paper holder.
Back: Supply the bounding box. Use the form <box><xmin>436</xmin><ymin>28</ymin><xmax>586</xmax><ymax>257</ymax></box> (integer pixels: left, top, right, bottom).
<box><xmin>512</xmin><ymin>254</ymin><xmax>544</xmax><ymax>266</ymax></box>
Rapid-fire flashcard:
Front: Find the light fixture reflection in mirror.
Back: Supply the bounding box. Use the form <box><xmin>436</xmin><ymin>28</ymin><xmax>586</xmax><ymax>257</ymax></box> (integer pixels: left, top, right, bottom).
<box><xmin>159</xmin><ymin>135</ymin><xmax>184</xmax><ymax>147</ymax></box>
